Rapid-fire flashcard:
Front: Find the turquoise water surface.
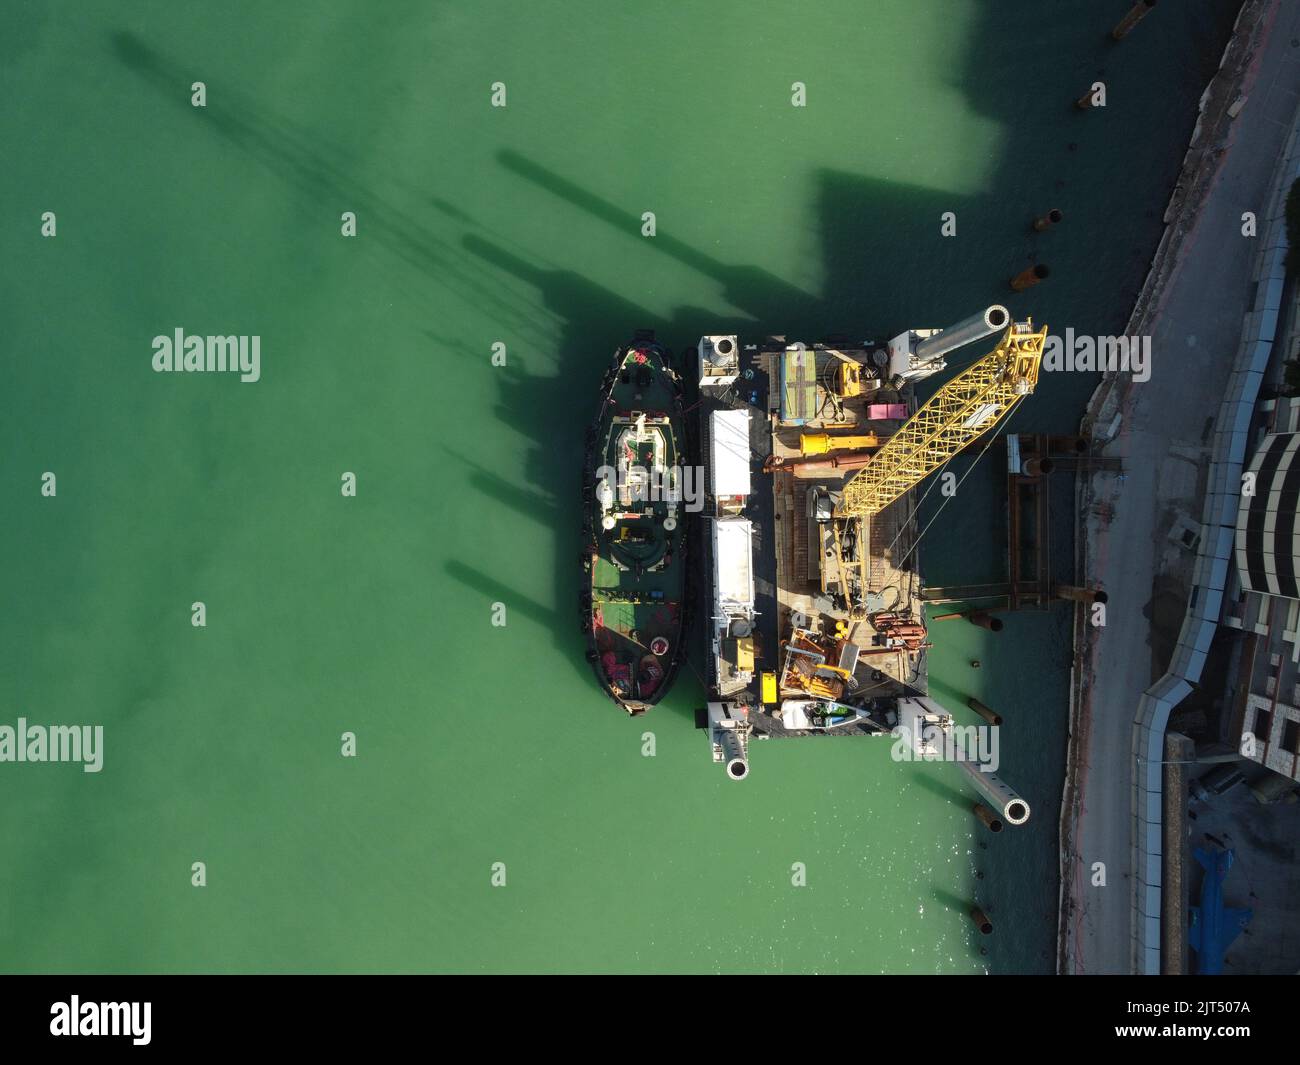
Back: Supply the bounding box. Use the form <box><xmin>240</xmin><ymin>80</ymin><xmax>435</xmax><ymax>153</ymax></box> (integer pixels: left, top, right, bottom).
<box><xmin>0</xmin><ymin>1</ymin><xmax>1238</xmax><ymax>972</ymax></box>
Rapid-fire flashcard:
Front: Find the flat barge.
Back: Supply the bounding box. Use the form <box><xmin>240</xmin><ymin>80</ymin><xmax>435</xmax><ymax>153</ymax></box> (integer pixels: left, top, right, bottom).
<box><xmin>688</xmin><ymin>307</ymin><xmax>1036</xmax><ymax>777</ymax></box>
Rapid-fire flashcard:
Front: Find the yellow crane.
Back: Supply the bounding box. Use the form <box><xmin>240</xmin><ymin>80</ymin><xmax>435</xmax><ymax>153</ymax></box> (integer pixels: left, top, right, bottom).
<box><xmin>837</xmin><ymin>319</ymin><xmax>1048</xmax><ymax>519</ymax></box>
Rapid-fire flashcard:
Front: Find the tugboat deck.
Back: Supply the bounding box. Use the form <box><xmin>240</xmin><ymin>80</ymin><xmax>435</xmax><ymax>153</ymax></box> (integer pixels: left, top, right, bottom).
<box><xmin>584</xmin><ymin>339</ymin><xmax>688</xmax><ymax>714</ymax></box>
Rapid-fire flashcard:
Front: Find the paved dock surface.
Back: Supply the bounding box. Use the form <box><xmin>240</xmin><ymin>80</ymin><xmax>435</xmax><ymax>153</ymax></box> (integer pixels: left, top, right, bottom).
<box><xmin>1065</xmin><ymin>1</ymin><xmax>1300</xmax><ymax>974</ymax></box>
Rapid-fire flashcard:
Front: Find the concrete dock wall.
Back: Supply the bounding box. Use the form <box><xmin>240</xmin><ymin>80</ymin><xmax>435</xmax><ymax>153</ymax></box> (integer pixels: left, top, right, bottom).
<box><xmin>1129</xmin><ymin>99</ymin><xmax>1300</xmax><ymax>975</ymax></box>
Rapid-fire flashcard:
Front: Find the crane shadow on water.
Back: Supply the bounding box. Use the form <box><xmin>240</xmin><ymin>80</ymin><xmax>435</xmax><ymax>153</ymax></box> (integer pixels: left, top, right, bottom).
<box><xmin>454</xmin><ymin>153</ymin><xmax>993</xmax><ymax>722</ymax></box>
<box><xmin>107</xmin><ymin>4</ymin><xmax>1243</xmax><ymax>970</ymax></box>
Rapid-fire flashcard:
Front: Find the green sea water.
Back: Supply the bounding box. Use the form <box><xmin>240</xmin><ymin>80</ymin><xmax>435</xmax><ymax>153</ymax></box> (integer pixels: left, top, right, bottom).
<box><xmin>1</xmin><ymin>1</ymin><xmax>1237</xmax><ymax>973</ymax></box>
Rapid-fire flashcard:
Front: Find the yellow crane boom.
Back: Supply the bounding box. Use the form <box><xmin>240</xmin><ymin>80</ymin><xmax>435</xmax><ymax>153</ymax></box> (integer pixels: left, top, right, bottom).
<box><xmin>837</xmin><ymin>320</ymin><xmax>1048</xmax><ymax>518</ymax></box>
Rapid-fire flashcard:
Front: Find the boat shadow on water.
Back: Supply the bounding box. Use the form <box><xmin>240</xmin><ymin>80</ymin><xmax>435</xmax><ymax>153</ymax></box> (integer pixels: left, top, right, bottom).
<box><xmin>452</xmin><ymin>234</ymin><xmax>730</xmax><ymax>722</ymax></box>
<box><xmin>455</xmin><ymin>150</ymin><xmax>1027</xmax><ymax>726</ymax></box>
<box><xmin>453</xmin><ymin>141</ymin><xmax>1124</xmax><ymax>972</ymax></box>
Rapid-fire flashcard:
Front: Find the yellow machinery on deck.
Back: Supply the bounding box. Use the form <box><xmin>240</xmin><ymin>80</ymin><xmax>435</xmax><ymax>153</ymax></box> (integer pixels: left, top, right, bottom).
<box><xmin>826</xmin><ymin>349</ymin><xmax>866</xmax><ymax>399</ymax></box>
<box><xmin>838</xmin><ymin>320</ymin><xmax>1048</xmax><ymax>519</ymax></box>
<box><xmin>780</xmin><ymin>627</ymin><xmax>855</xmax><ymax>700</ymax></box>
<box><xmin>800</xmin><ymin>431</ymin><xmax>879</xmax><ymax>456</ymax></box>
<box><xmin>821</xmin><ymin>320</ymin><xmax>1047</xmax><ymax>620</ymax></box>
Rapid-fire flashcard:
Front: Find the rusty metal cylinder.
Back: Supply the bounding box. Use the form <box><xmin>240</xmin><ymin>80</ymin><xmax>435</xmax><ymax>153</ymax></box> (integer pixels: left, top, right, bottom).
<box><xmin>1020</xmin><ymin>456</ymin><xmax>1055</xmax><ymax>477</ymax></box>
<box><xmin>1055</xmin><ymin>584</ymin><xmax>1109</xmax><ymax>605</ymax></box>
<box><xmin>789</xmin><ymin>450</ymin><xmax>875</xmax><ymax>478</ymax></box>
<box><xmin>970</xmin><ymin>906</ymin><xmax>994</xmax><ymax>935</ymax></box>
<box><xmin>1033</xmin><ymin>208</ymin><xmax>1063</xmax><ymax>232</ymax></box>
<box><xmin>967</xmin><ymin>611</ymin><xmax>1004</xmax><ymax>633</ymax></box>
<box><xmin>1112</xmin><ymin>1</ymin><xmax>1157</xmax><ymax>40</ymax></box>
<box><xmin>967</xmin><ymin>697</ymin><xmax>1003</xmax><ymax>726</ymax></box>
<box><xmin>1049</xmin><ymin>435</ymin><xmax>1090</xmax><ymax>454</ymax></box>
<box><xmin>1010</xmin><ymin>264</ymin><xmax>1050</xmax><ymax>291</ymax></box>
<box><xmin>974</xmin><ymin>803</ymin><xmax>1004</xmax><ymax>833</ymax></box>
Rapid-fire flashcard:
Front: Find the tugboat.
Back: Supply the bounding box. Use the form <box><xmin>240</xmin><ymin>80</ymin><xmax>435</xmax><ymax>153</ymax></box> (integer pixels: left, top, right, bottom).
<box><xmin>581</xmin><ymin>331</ymin><xmax>688</xmax><ymax>714</ymax></box>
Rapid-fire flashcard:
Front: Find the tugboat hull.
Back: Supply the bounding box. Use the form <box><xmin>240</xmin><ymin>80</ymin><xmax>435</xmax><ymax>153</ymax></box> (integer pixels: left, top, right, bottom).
<box><xmin>581</xmin><ymin>333</ymin><xmax>688</xmax><ymax>714</ymax></box>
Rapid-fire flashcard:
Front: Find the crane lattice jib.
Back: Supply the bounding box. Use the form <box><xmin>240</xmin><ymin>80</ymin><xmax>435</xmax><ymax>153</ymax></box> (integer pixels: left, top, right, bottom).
<box><xmin>838</xmin><ymin>321</ymin><xmax>1048</xmax><ymax>518</ymax></box>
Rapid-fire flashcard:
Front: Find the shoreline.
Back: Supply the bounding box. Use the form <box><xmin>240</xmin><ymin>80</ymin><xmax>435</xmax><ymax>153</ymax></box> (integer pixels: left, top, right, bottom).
<box><xmin>1056</xmin><ymin>0</ymin><xmax>1278</xmax><ymax>975</ymax></box>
